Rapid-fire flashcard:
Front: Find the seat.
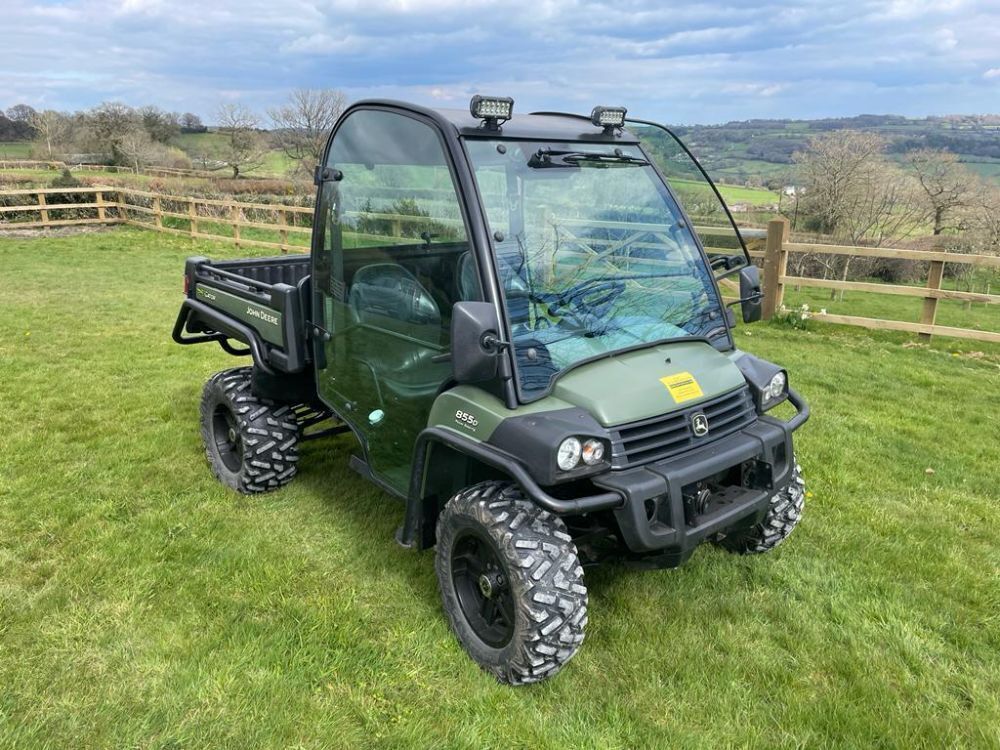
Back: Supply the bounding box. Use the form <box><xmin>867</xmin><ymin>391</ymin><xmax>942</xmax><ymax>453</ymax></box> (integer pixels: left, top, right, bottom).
<box><xmin>349</xmin><ymin>263</ymin><xmax>441</xmax><ymax>344</ymax></box>
<box><xmin>347</xmin><ymin>263</ymin><xmax>446</xmax><ymax>401</ymax></box>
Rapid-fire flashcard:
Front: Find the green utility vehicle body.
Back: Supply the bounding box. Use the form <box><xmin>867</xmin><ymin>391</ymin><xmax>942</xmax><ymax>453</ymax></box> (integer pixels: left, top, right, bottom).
<box><xmin>174</xmin><ymin>98</ymin><xmax>809</xmax><ymax>683</ymax></box>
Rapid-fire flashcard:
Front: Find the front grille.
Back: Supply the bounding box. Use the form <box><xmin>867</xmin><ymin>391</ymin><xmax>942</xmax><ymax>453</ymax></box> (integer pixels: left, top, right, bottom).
<box><xmin>610</xmin><ymin>386</ymin><xmax>756</xmax><ymax>469</ymax></box>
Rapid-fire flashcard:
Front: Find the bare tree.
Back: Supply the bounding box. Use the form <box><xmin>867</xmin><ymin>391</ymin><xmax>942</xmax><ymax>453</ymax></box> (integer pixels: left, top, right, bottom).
<box><xmin>793</xmin><ymin>131</ymin><xmax>887</xmax><ymax>235</ymax></box>
<box><xmin>903</xmin><ymin>148</ymin><xmax>975</xmax><ymax>236</ymax></box>
<box><xmin>268</xmin><ymin>88</ymin><xmax>346</xmax><ymax>172</ymax></box>
<box><xmin>840</xmin><ymin>163</ymin><xmax>924</xmax><ymax>247</ymax></box>
<box><xmin>793</xmin><ymin>131</ymin><xmax>930</xmax><ymax>299</ymax></box>
<box><xmin>215</xmin><ymin>104</ymin><xmax>267</xmax><ymax>179</ymax></box>
<box><xmin>831</xmin><ymin>163</ymin><xmax>925</xmax><ymax>299</ymax></box>
<box><xmin>29</xmin><ymin>110</ymin><xmax>73</xmax><ymax>159</ymax></box>
<box><xmin>117</xmin><ymin>127</ymin><xmax>157</xmax><ymax>172</ymax></box>
<box><xmin>970</xmin><ymin>185</ymin><xmax>1000</xmax><ymax>253</ymax></box>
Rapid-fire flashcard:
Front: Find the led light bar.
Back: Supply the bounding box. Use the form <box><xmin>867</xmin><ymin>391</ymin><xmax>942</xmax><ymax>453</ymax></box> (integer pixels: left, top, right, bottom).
<box><xmin>591</xmin><ymin>105</ymin><xmax>628</xmax><ymax>131</ymax></box>
<box><xmin>470</xmin><ymin>95</ymin><xmax>514</xmax><ymax>125</ymax></box>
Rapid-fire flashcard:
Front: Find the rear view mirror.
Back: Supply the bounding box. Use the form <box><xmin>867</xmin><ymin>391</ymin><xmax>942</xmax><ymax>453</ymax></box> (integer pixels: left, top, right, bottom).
<box><xmin>451</xmin><ymin>301</ymin><xmax>503</xmax><ymax>383</ymax></box>
<box><xmin>739</xmin><ymin>265</ymin><xmax>762</xmax><ymax>323</ymax></box>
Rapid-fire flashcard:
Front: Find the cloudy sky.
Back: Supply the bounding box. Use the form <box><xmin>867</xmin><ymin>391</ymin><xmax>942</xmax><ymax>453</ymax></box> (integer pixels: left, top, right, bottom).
<box><xmin>3</xmin><ymin>0</ymin><xmax>999</xmax><ymax>124</ymax></box>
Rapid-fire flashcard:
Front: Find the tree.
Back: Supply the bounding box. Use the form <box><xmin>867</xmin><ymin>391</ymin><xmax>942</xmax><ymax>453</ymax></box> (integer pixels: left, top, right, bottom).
<box><xmin>117</xmin><ymin>127</ymin><xmax>156</xmax><ymax>172</ymax></box>
<box><xmin>970</xmin><ymin>186</ymin><xmax>1000</xmax><ymax>253</ymax></box>
<box><xmin>6</xmin><ymin>104</ymin><xmax>38</xmax><ymax>133</ymax></box>
<box><xmin>904</xmin><ymin>148</ymin><xmax>975</xmax><ymax>235</ymax></box>
<box><xmin>215</xmin><ymin>104</ymin><xmax>267</xmax><ymax>179</ymax></box>
<box><xmin>839</xmin><ymin>163</ymin><xmax>923</xmax><ymax>248</ymax></box>
<box><xmin>180</xmin><ymin>112</ymin><xmax>206</xmax><ymax>133</ymax></box>
<box><xmin>29</xmin><ymin>109</ymin><xmax>73</xmax><ymax>159</ymax></box>
<box><xmin>268</xmin><ymin>88</ymin><xmax>346</xmax><ymax>171</ymax></box>
<box><xmin>794</xmin><ymin>131</ymin><xmax>926</xmax><ymax>299</ymax></box>
<box><xmin>793</xmin><ymin>130</ymin><xmax>887</xmax><ymax>235</ymax></box>
<box><xmin>88</xmin><ymin>101</ymin><xmax>139</xmax><ymax>163</ymax></box>
<box><xmin>2</xmin><ymin>104</ymin><xmax>38</xmax><ymax>140</ymax></box>
<box><xmin>139</xmin><ymin>106</ymin><xmax>180</xmax><ymax>144</ymax></box>
<box><xmin>832</xmin><ymin>162</ymin><xmax>924</xmax><ymax>299</ymax></box>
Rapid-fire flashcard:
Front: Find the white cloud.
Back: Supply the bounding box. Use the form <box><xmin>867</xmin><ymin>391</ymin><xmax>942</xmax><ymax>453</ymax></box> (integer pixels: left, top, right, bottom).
<box><xmin>935</xmin><ymin>28</ymin><xmax>958</xmax><ymax>51</ymax></box>
<box><xmin>2</xmin><ymin>0</ymin><xmax>999</xmax><ymax>122</ymax></box>
<box><xmin>282</xmin><ymin>33</ymin><xmax>368</xmax><ymax>55</ymax></box>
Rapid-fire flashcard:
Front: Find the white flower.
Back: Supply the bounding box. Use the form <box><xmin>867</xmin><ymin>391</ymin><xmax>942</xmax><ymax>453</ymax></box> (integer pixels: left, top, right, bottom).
<box><xmin>800</xmin><ymin>313</ymin><xmax>808</xmax><ymax>320</ymax></box>
<box><xmin>819</xmin><ymin>308</ymin><xmax>827</xmax><ymax>315</ymax></box>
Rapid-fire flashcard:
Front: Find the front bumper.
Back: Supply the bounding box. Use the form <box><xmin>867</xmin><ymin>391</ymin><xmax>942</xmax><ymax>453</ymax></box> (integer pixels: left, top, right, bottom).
<box><xmin>592</xmin><ymin>388</ymin><xmax>807</xmax><ymax>565</ymax></box>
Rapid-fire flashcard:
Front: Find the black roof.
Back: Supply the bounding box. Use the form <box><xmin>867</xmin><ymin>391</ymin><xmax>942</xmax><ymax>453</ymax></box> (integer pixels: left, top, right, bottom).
<box><xmin>349</xmin><ymin>99</ymin><xmax>640</xmax><ymax>144</ymax></box>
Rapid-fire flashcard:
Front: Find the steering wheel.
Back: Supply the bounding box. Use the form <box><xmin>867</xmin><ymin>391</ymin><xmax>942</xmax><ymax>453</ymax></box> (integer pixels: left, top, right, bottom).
<box><xmin>536</xmin><ymin>278</ymin><xmax>626</xmax><ymax>330</ymax></box>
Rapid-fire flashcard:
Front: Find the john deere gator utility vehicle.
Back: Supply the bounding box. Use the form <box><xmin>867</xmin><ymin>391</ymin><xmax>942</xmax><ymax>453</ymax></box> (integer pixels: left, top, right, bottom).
<box><xmin>173</xmin><ymin>96</ymin><xmax>809</xmax><ymax>685</ymax></box>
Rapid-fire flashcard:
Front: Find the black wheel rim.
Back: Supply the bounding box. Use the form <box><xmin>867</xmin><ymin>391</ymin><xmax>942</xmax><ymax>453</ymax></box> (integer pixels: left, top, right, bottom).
<box><xmin>451</xmin><ymin>529</ymin><xmax>515</xmax><ymax>648</ymax></box>
<box><xmin>212</xmin><ymin>405</ymin><xmax>243</xmax><ymax>473</ymax></box>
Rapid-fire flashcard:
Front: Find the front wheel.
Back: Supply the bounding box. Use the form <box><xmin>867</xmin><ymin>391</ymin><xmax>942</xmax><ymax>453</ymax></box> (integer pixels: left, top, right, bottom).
<box><xmin>435</xmin><ymin>481</ymin><xmax>588</xmax><ymax>685</ymax></box>
<box><xmin>719</xmin><ymin>462</ymin><xmax>805</xmax><ymax>554</ymax></box>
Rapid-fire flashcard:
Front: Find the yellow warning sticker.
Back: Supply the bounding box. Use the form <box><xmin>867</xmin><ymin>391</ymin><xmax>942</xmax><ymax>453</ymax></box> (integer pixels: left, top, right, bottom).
<box><xmin>660</xmin><ymin>372</ymin><xmax>704</xmax><ymax>403</ymax></box>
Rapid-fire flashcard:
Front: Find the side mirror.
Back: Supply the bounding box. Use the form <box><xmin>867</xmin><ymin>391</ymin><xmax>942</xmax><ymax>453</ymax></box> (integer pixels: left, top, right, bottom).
<box><xmin>451</xmin><ymin>301</ymin><xmax>503</xmax><ymax>383</ymax></box>
<box><xmin>739</xmin><ymin>265</ymin><xmax>763</xmax><ymax>323</ymax></box>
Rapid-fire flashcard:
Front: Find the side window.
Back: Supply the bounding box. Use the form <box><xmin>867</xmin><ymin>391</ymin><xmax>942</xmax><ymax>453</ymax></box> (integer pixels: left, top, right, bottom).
<box><xmin>324</xmin><ymin>110</ymin><xmax>478</xmax><ymax>345</ymax></box>
<box><xmin>315</xmin><ymin>109</ymin><xmax>478</xmax><ymax>494</ymax></box>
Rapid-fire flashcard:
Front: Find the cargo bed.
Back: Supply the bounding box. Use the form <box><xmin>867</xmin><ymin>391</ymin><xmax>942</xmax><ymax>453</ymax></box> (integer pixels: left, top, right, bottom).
<box><xmin>172</xmin><ymin>254</ymin><xmax>312</xmax><ymax>374</ymax></box>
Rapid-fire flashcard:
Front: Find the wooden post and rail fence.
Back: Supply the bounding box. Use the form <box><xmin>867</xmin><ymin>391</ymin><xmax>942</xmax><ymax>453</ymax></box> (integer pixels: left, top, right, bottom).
<box><xmin>1</xmin><ymin>186</ymin><xmax>998</xmax><ymax>344</ymax></box>
<box><xmin>758</xmin><ymin>216</ymin><xmax>1000</xmax><ymax>344</ymax></box>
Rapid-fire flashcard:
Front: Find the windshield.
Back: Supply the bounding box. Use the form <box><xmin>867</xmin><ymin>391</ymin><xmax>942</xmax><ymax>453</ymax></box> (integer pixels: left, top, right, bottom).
<box><xmin>466</xmin><ymin>139</ymin><xmax>729</xmax><ymax>399</ymax></box>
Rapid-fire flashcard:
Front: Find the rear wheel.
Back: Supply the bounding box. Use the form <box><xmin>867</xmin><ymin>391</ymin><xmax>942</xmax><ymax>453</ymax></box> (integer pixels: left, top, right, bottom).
<box><xmin>435</xmin><ymin>481</ymin><xmax>588</xmax><ymax>685</ymax></box>
<box><xmin>199</xmin><ymin>367</ymin><xmax>299</xmax><ymax>493</ymax></box>
<box><xmin>719</xmin><ymin>462</ymin><xmax>805</xmax><ymax>554</ymax></box>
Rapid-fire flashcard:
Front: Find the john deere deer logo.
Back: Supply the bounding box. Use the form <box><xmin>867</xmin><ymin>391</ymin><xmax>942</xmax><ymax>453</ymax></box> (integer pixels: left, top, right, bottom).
<box><xmin>692</xmin><ymin>413</ymin><xmax>709</xmax><ymax>437</ymax></box>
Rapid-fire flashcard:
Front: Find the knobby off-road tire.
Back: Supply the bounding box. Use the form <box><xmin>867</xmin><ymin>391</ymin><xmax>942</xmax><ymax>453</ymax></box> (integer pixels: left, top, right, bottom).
<box><xmin>435</xmin><ymin>481</ymin><xmax>588</xmax><ymax>685</ymax></box>
<box><xmin>199</xmin><ymin>367</ymin><xmax>299</xmax><ymax>494</ymax></box>
<box><xmin>720</xmin><ymin>462</ymin><xmax>805</xmax><ymax>554</ymax></box>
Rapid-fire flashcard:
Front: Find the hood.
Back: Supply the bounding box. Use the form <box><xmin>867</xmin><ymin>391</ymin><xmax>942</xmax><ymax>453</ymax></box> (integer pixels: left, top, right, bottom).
<box><xmin>549</xmin><ymin>341</ymin><xmax>746</xmax><ymax>427</ymax></box>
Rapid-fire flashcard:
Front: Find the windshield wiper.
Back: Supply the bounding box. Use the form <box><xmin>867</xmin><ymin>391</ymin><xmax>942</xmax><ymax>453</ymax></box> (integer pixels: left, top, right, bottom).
<box><xmin>527</xmin><ymin>148</ymin><xmax>650</xmax><ymax>169</ymax></box>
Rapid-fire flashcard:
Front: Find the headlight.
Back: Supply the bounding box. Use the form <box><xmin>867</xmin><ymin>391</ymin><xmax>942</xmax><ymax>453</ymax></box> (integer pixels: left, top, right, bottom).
<box><xmin>556</xmin><ymin>437</ymin><xmax>582</xmax><ymax>471</ymax></box>
<box><xmin>763</xmin><ymin>371</ymin><xmax>787</xmax><ymax>404</ymax></box>
<box><xmin>581</xmin><ymin>439</ymin><xmax>605</xmax><ymax>465</ymax></box>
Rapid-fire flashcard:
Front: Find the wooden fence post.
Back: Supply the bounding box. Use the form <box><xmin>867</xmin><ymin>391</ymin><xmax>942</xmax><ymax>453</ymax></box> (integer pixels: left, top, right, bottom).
<box><xmin>188</xmin><ymin>198</ymin><xmax>198</xmax><ymax>239</ymax></box>
<box><xmin>277</xmin><ymin>208</ymin><xmax>288</xmax><ymax>254</ymax></box>
<box><xmin>118</xmin><ymin>191</ymin><xmax>126</xmax><ymax>223</ymax></box>
<box><xmin>762</xmin><ymin>217</ymin><xmax>790</xmax><ymax>320</ymax></box>
<box><xmin>96</xmin><ymin>191</ymin><xmax>106</xmax><ymax>222</ymax></box>
<box><xmin>919</xmin><ymin>260</ymin><xmax>945</xmax><ymax>342</ymax></box>
<box><xmin>231</xmin><ymin>203</ymin><xmax>241</xmax><ymax>249</ymax></box>
<box><xmin>153</xmin><ymin>195</ymin><xmax>162</xmax><ymax>230</ymax></box>
<box><xmin>37</xmin><ymin>192</ymin><xmax>49</xmax><ymax>227</ymax></box>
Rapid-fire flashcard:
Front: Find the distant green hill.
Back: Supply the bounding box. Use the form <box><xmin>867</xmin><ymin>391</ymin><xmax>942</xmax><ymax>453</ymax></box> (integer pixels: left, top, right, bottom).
<box><xmin>668</xmin><ymin>114</ymin><xmax>1000</xmax><ymax>188</ymax></box>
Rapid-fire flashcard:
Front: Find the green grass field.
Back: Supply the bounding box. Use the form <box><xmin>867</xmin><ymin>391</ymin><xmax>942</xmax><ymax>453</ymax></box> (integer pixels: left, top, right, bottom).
<box><xmin>175</xmin><ymin>132</ymin><xmax>297</xmax><ymax>177</ymax></box>
<box><xmin>0</xmin><ymin>141</ymin><xmax>33</xmax><ymax>160</ymax></box>
<box><xmin>671</xmin><ymin>178</ymin><xmax>780</xmax><ymax>208</ymax></box>
<box><xmin>1</xmin><ymin>228</ymin><xmax>999</xmax><ymax>748</ymax></box>
<box><xmin>963</xmin><ymin>160</ymin><xmax>1000</xmax><ymax>183</ymax></box>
